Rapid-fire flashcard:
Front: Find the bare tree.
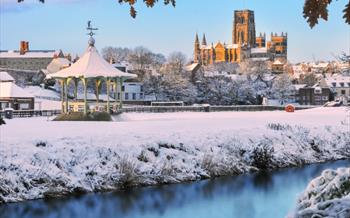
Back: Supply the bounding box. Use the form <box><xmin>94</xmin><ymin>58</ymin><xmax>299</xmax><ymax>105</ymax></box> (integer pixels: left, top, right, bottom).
<box><xmin>101</xmin><ymin>47</ymin><xmax>131</xmax><ymax>64</ymax></box>
<box><xmin>127</xmin><ymin>46</ymin><xmax>154</xmax><ymax>72</ymax></box>
<box><xmin>271</xmin><ymin>73</ymin><xmax>295</xmax><ymax>105</ymax></box>
<box><xmin>166</xmin><ymin>52</ymin><xmax>187</xmax><ymax>74</ymax></box>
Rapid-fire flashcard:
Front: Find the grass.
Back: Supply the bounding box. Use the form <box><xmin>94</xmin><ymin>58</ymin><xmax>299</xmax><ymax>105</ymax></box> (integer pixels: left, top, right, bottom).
<box><xmin>53</xmin><ymin>112</ymin><xmax>112</xmax><ymax>122</ymax></box>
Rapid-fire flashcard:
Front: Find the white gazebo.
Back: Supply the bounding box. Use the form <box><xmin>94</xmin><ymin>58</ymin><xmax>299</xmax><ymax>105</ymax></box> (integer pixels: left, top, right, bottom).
<box><xmin>48</xmin><ymin>23</ymin><xmax>136</xmax><ymax>114</ymax></box>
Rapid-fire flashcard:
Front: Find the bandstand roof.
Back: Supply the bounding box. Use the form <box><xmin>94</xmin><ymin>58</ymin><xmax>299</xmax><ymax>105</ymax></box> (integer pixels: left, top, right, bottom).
<box><xmin>48</xmin><ymin>40</ymin><xmax>137</xmax><ymax>79</ymax></box>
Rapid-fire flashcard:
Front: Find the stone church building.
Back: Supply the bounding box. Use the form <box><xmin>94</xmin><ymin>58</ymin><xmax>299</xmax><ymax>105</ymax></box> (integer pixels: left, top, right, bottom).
<box><xmin>194</xmin><ymin>10</ymin><xmax>288</xmax><ymax>65</ymax></box>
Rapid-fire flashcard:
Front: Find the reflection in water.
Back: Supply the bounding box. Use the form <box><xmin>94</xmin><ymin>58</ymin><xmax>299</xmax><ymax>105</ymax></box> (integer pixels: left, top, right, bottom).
<box><xmin>1</xmin><ymin>160</ymin><xmax>349</xmax><ymax>218</ymax></box>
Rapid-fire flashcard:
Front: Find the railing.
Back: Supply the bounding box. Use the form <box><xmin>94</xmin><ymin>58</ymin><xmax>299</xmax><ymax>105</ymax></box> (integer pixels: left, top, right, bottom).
<box><xmin>0</xmin><ymin>110</ymin><xmax>62</xmax><ymax>118</ymax></box>
<box><xmin>0</xmin><ymin>105</ymin><xmax>316</xmax><ymax>118</ymax></box>
<box><xmin>121</xmin><ymin>105</ymin><xmax>315</xmax><ymax>113</ymax></box>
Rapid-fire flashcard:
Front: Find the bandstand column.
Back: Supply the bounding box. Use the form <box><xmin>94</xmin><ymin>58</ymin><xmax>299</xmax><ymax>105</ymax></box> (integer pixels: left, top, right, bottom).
<box><xmin>106</xmin><ymin>78</ymin><xmax>111</xmax><ymax>114</ymax></box>
<box><xmin>65</xmin><ymin>78</ymin><xmax>72</xmax><ymax>114</ymax></box>
<box><xmin>74</xmin><ymin>78</ymin><xmax>78</xmax><ymax>100</ymax></box>
<box><xmin>95</xmin><ymin>78</ymin><xmax>101</xmax><ymax>105</ymax></box>
<box><xmin>119</xmin><ymin>77</ymin><xmax>124</xmax><ymax>109</ymax></box>
<box><xmin>82</xmin><ymin>78</ymin><xmax>88</xmax><ymax>115</ymax></box>
<box><xmin>60</xmin><ymin>79</ymin><xmax>65</xmax><ymax>113</ymax></box>
<box><xmin>114</xmin><ymin>78</ymin><xmax>118</xmax><ymax>108</ymax></box>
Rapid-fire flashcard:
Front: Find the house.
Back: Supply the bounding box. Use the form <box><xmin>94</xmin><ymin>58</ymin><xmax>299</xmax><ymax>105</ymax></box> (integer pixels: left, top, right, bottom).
<box><xmin>111</xmin><ymin>65</ymin><xmax>145</xmax><ymax>103</ymax></box>
<box><xmin>296</xmin><ymin>80</ymin><xmax>333</xmax><ymax>105</ymax></box>
<box><xmin>271</xmin><ymin>59</ymin><xmax>285</xmax><ymax>74</ymax></box>
<box><xmin>0</xmin><ymin>41</ymin><xmax>57</xmax><ymax>72</ymax></box>
<box><xmin>0</xmin><ymin>72</ymin><xmax>34</xmax><ymax>110</ymax></box>
<box><xmin>325</xmin><ymin>75</ymin><xmax>350</xmax><ymax>103</ymax></box>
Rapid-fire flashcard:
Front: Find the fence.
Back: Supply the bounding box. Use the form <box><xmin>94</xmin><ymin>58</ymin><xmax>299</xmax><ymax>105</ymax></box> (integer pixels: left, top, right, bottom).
<box><xmin>0</xmin><ymin>105</ymin><xmax>315</xmax><ymax>118</ymax></box>
<box><xmin>0</xmin><ymin>110</ymin><xmax>61</xmax><ymax>118</ymax></box>
<box><xmin>122</xmin><ymin>105</ymin><xmax>315</xmax><ymax>113</ymax></box>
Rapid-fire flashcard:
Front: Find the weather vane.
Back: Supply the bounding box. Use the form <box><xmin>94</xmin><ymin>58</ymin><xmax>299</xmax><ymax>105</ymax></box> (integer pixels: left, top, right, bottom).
<box><xmin>87</xmin><ymin>20</ymin><xmax>98</xmax><ymax>37</ymax></box>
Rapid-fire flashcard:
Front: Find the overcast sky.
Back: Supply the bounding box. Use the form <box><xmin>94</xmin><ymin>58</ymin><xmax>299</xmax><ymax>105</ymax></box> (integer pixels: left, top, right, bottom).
<box><xmin>1</xmin><ymin>0</ymin><xmax>349</xmax><ymax>63</ymax></box>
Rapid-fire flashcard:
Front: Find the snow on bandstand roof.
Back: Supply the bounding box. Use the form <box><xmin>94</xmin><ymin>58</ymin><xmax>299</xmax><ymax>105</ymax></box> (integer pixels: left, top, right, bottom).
<box><xmin>48</xmin><ymin>40</ymin><xmax>137</xmax><ymax>79</ymax></box>
<box><xmin>0</xmin><ymin>71</ymin><xmax>15</xmax><ymax>82</ymax></box>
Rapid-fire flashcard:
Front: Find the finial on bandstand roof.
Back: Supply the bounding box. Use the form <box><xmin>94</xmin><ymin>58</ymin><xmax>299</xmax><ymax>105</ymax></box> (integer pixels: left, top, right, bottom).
<box><xmin>87</xmin><ymin>20</ymin><xmax>98</xmax><ymax>46</ymax></box>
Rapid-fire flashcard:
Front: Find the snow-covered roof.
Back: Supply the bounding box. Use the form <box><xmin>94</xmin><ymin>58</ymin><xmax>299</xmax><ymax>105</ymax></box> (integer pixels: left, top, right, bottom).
<box><xmin>250</xmin><ymin>57</ymin><xmax>270</xmax><ymax>62</ymax></box>
<box><xmin>0</xmin><ymin>71</ymin><xmax>15</xmax><ymax>82</ymax></box>
<box><xmin>251</xmin><ymin>47</ymin><xmax>268</xmax><ymax>54</ymax></box>
<box><xmin>200</xmin><ymin>44</ymin><xmax>239</xmax><ymax>49</ymax></box>
<box><xmin>0</xmin><ymin>50</ymin><xmax>57</xmax><ymax>58</ymax></box>
<box><xmin>312</xmin><ymin>62</ymin><xmax>329</xmax><ymax>68</ymax></box>
<box><xmin>293</xmin><ymin>84</ymin><xmax>307</xmax><ymax>90</ymax></box>
<box><xmin>226</xmin><ymin>44</ymin><xmax>239</xmax><ymax>49</ymax></box>
<box><xmin>48</xmin><ymin>44</ymin><xmax>137</xmax><ymax>79</ymax></box>
<box><xmin>46</xmin><ymin>57</ymin><xmax>71</xmax><ymax>74</ymax></box>
<box><xmin>200</xmin><ymin>45</ymin><xmax>212</xmax><ymax>49</ymax></box>
<box><xmin>273</xmin><ymin>60</ymin><xmax>284</xmax><ymax>65</ymax></box>
<box><xmin>185</xmin><ymin>63</ymin><xmax>200</xmax><ymax>72</ymax></box>
<box><xmin>0</xmin><ymin>82</ymin><xmax>34</xmax><ymax>98</ymax></box>
<box><xmin>325</xmin><ymin>75</ymin><xmax>350</xmax><ymax>88</ymax></box>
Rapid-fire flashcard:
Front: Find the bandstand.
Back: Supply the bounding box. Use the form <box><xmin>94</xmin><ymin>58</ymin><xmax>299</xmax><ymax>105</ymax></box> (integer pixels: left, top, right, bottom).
<box><xmin>48</xmin><ymin>22</ymin><xmax>136</xmax><ymax>114</ymax></box>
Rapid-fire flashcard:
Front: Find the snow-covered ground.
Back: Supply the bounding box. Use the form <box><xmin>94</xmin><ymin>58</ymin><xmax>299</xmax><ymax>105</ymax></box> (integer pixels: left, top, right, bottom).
<box><xmin>289</xmin><ymin>167</ymin><xmax>350</xmax><ymax>218</ymax></box>
<box><xmin>0</xmin><ymin>107</ymin><xmax>349</xmax><ymax>203</ymax></box>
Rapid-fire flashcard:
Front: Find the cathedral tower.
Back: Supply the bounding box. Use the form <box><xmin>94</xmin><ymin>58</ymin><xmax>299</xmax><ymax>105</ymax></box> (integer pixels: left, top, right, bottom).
<box><xmin>202</xmin><ymin>33</ymin><xmax>207</xmax><ymax>46</ymax></box>
<box><xmin>194</xmin><ymin>33</ymin><xmax>201</xmax><ymax>63</ymax></box>
<box><xmin>232</xmin><ymin>10</ymin><xmax>256</xmax><ymax>47</ymax></box>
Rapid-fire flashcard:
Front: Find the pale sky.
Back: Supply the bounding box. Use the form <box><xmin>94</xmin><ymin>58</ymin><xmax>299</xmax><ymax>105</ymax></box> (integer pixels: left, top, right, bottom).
<box><xmin>1</xmin><ymin>0</ymin><xmax>349</xmax><ymax>63</ymax></box>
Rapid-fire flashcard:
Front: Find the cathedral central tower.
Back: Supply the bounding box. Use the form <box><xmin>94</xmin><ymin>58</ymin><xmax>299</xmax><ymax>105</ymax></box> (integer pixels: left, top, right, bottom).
<box><xmin>232</xmin><ymin>10</ymin><xmax>256</xmax><ymax>47</ymax></box>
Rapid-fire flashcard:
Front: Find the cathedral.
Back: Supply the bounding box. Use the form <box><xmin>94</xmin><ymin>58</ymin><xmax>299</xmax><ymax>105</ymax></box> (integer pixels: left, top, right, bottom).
<box><xmin>194</xmin><ymin>10</ymin><xmax>288</xmax><ymax>65</ymax></box>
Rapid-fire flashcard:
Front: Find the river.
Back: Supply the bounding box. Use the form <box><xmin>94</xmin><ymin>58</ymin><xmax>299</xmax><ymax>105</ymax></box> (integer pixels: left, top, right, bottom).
<box><xmin>1</xmin><ymin>160</ymin><xmax>349</xmax><ymax>218</ymax></box>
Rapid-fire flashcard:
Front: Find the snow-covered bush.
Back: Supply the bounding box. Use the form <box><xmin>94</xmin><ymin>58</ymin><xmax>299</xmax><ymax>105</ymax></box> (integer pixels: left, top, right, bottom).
<box><xmin>0</xmin><ymin>117</ymin><xmax>5</xmax><ymax>125</ymax></box>
<box><xmin>290</xmin><ymin>168</ymin><xmax>350</xmax><ymax>218</ymax></box>
<box><xmin>117</xmin><ymin>156</ymin><xmax>139</xmax><ymax>188</ymax></box>
<box><xmin>250</xmin><ymin>143</ymin><xmax>274</xmax><ymax>170</ymax></box>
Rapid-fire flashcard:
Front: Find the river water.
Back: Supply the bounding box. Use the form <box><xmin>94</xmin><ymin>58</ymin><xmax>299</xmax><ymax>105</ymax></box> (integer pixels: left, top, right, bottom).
<box><xmin>1</xmin><ymin>160</ymin><xmax>349</xmax><ymax>218</ymax></box>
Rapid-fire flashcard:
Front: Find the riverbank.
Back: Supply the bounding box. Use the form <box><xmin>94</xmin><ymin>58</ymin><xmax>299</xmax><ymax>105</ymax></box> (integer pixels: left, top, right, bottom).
<box><xmin>0</xmin><ymin>107</ymin><xmax>349</xmax><ymax>203</ymax></box>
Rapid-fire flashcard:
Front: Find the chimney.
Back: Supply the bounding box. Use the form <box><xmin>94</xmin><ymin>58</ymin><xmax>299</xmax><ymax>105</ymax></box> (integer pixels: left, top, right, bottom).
<box><xmin>25</xmin><ymin>41</ymin><xmax>29</xmax><ymax>52</ymax></box>
<box><xmin>20</xmin><ymin>41</ymin><xmax>26</xmax><ymax>55</ymax></box>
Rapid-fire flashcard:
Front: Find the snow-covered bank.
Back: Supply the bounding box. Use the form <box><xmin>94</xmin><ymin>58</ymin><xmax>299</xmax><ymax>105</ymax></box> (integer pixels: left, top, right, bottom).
<box><xmin>290</xmin><ymin>168</ymin><xmax>350</xmax><ymax>218</ymax></box>
<box><xmin>0</xmin><ymin>107</ymin><xmax>349</xmax><ymax>203</ymax></box>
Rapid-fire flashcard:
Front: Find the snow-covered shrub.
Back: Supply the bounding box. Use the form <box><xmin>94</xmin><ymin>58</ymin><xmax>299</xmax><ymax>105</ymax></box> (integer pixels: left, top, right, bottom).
<box><xmin>267</xmin><ymin>123</ymin><xmax>292</xmax><ymax>131</ymax></box>
<box><xmin>291</xmin><ymin>168</ymin><xmax>350</xmax><ymax>218</ymax></box>
<box><xmin>137</xmin><ymin>150</ymin><xmax>149</xmax><ymax>163</ymax></box>
<box><xmin>201</xmin><ymin>154</ymin><xmax>216</xmax><ymax>177</ymax></box>
<box><xmin>0</xmin><ymin>117</ymin><xmax>5</xmax><ymax>125</ymax></box>
<box><xmin>250</xmin><ymin>143</ymin><xmax>274</xmax><ymax>170</ymax></box>
<box><xmin>147</xmin><ymin>146</ymin><xmax>160</xmax><ymax>157</ymax></box>
<box><xmin>117</xmin><ymin>157</ymin><xmax>139</xmax><ymax>187</ymax></box>
<box><xmin>35</xmin><ymin>141</ymin><xmax>47</xmax><ymax>148</ymax></box>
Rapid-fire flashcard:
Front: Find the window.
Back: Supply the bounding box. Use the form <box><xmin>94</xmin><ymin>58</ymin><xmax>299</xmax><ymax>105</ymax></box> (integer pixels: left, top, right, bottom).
<box><xmin>19</xmin><ymin>103</ymin><xmax>30</xmax><ymax>110</ymax></box>
<box><xmin>121</xmin><ymin>86</ymin><xmax>125</xmax><ymax>91</ymax></box>
<box><xmin>132</xmin><ymin>93</ymin><xmax>136</xmax><ymax>100</ymax></box>
<box><xmin>314</xmin><ymin>88</ymin><xmax>322</xmax><ymax>94</ymax></box>
<box><xmin>140</xmin><ymin>93</ymin><xmax>144</xmax><ymax>99</ymax></box>
<box><xmin>341</xmin><ymin>90</ymin><xmax>346</xmax><ymax>95</ymax></box>
<box><xmin>332</xmin><ymin>82</ymin><xmax>336</xmax><ymax>87</ymax></box>
<box><xmin>117</xmin><ymin>93</ymin><xmax>120</xmax><ymax>100</ymax></box>
<box><xmin>340</xmin><ymin>83</ymin><xmax>344</xmax><ymax>87</ymax></box>
<box><xmin>125</xmin><ymin>93</ymin><xmax>129</xmax><ymax>100</ymax></box>
<box><xmin>140</xmin><ymin>85</ymin><xmax>144</xmax><ymax>92</ymax></box>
